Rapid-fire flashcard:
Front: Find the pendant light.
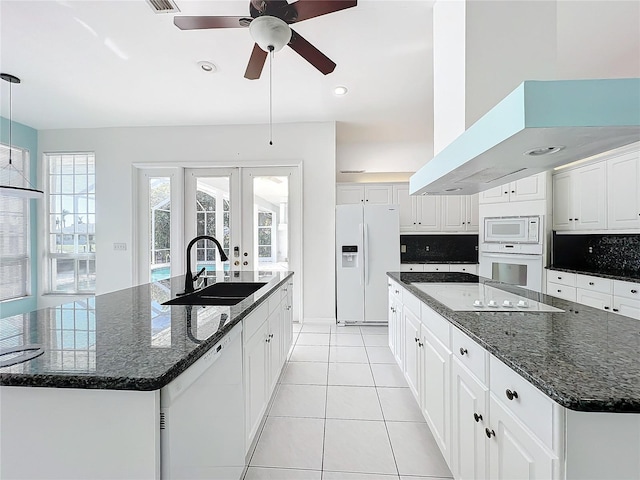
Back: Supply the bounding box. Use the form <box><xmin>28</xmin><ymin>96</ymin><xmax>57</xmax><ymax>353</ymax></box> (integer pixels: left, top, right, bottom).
<box><xmin>249</xmin><ymin>16</ymin><xmax>291</xmax><ymax>146</ymax></box>
<box><xmin>1</xmin><ymin>73</ymin><xmax>43</xmax><ymax>199</ymax></box>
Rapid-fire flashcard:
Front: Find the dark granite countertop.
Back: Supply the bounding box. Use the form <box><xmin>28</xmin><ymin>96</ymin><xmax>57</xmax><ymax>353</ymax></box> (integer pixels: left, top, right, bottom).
<box><xmin>388</xmin><ymin>271</ymin><xmax>640</xmax><ymax>413</ymax></box>
<box><xmin>0</xmin><ymin>271</ymin><xmax>293</xmax><ymax>391</ymax></box>
<box><xmin>547</xmin><ymin>265</ymin><xmax>640</xmax><ymax>283</ymax></box>
<box><xmin>402</xmin><ymin>261</ymin><xmax>479</xmax><ymax>265</ymax></box>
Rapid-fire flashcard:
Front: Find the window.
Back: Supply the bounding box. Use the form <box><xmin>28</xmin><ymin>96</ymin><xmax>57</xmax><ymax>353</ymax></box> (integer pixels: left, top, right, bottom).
<box><xmin>0</xmin><ymin>144</ymin><xmax>30</xmax><ymax>301</ymax></box>
<box><xmin>46</xmin><ymin>153</ymin><xmax>96</xmax><ymax>293</ymax></box>
<box><xmin>258</xmin><ymin>210</ymin><xmax>275</xmax><ymax>262</ymax></box>
<box><xmin>149</xmin><ymin>177</ymin><xmax>171</xmax><ymax>281</ymax></box>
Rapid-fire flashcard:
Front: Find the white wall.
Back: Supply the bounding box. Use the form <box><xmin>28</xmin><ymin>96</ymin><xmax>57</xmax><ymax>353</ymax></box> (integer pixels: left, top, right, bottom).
<box><xmin>37</xmin><ymin>122</ymin><xmax>336</xmax><ymax>322</ymax></box>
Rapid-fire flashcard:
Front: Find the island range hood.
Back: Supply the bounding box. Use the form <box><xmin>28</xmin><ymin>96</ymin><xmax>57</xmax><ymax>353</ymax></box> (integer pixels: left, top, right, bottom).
<box><xmin>410</xmin><ymin>78</ymin><xmax>640</xmax><ymax>196</ymax></box>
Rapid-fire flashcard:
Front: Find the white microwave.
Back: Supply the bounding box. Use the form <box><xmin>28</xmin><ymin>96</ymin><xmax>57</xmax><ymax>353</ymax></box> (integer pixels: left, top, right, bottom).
<box><xmin>483</xmin><ymin>216</ymin><xmax>541</xmax><ymax>244</ymax></box>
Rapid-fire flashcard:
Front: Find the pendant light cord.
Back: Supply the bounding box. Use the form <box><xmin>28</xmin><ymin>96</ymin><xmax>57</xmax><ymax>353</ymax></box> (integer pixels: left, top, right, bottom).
<box><xmin>269</xmin><ymin>47</ymin><xmax>273</xmax><ymax>146</ymax></box>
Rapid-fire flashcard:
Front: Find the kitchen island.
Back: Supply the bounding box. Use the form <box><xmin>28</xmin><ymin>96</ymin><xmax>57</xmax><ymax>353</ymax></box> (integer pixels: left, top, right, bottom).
<box><xmin>0</xmin><ymin>270</ymin><xmax>294</xmax><ymax>479</ymax></box>
<box><xmin>387</xmin><ymin>271</ymin><xmax>639</xmax><ymax>480</ymax></box>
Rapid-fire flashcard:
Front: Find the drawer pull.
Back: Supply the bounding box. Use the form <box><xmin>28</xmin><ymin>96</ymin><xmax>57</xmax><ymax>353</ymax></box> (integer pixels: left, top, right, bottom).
<box><xmin>557</xmin><ymin>289</ymin><xmax>562</xmax><ymax>293</ymax></box>
<box><xmin>604</xmin><ymin>306</ymin><xmax>610</xmax><ymax>310</ymax></box>
<box><xmin>505</xmin><ymin>389</ymin><xmax>519</xmax><ymax>401</ymax></box>
<box><xmin>485</xmin><ymin>428</ymin><xmax>495</xmax><ymax>438</ymax></box>
<box><xmin>589</xmin><ymin>282</ymin><xmax>594</xmax><ymax>286</ymax></box>
<box><xmin>632</xmin><ymin>290</ymin><xmax>638</xmax><ymax>294</ymax></box>
<box><xmin>459</xmin><ymin>347</ymin><xmax>468</xmax><ymax>356</ymax></box>
<box><xmin>415</xmin><ymin>337</ymin><xmax>419</xmax><ymax>343</ymax></box>
<box><xmin>473</xmin><ymin>413</ymin><xmax>483</xmax><ymax>423</ymax></box>
<box><xmin>418</xmin><ymin>341</ymin><xmax>423</xmax><ymax>347</ymax></box>
<box><xmin>269</xmin><ymin>333</ymin><xmax>274</xmax><ymax>338</ymax></box>
<box><xmin>613</xmin><ymin>308</ymin><xmax>619</xmax><ymax>312</ymax></box>
<box><xmin>557</xmin><ymin>276</ymin><xmax>562</xmax><ymax>280</ymax></box>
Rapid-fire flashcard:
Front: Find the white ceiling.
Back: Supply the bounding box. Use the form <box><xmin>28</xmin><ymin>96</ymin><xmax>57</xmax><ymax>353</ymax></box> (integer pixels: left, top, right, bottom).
<box><xmin>0</xmin><ymin>0</ymin><xmax>434</xmax><ymax>150</ymax></box>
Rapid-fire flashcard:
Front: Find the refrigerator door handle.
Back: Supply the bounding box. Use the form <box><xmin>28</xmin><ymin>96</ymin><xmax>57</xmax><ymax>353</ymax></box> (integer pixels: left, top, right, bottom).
<box><xmin>364</xmin><ymin>222</ymin><xmax>369</xmax><ymax>286</ymax></box>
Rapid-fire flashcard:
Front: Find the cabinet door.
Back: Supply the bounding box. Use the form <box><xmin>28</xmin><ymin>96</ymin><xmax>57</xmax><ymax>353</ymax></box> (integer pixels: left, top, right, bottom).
<box><xmin>416</xmin><ymin>195</ymin><xmax>441</xmax><ymax>231</ymax></box>
<box><xmin>441</xmin><ymin>196</ymin><xmax>466</xmax><ymax>231</ymax></box>
<box><xmin>336</xmin><ymin>185</ymin><xmax>364</xmax><ymax>204</ymax></box>
<box><xmin>424</xmin><ymin>264</ymin><xmax>450</xmax><ymax>272</ymax></box>
<box><xmin>421</xmin><ymin>328</ymin><xmax>452</xmax><ymax>464</ymax></box>
<box><xmin>510</xmin><ymin>173</ymin><xmax>546</xmax><ymax>202</ymax></box>
<box><xmin>268</xmin><ymin>307</ymin><xmax>283</xmax><ymax>392</ymax></box>
<box><xmin>574</xmin><ymin>162</ymin><xmax>607</xmax><ymax>231</ymax></box>
<box><xmin>465</xmin><ymin>194</ymin><xmax>479</xmax><ymax>231</ymax></box>
<box><xmin>393</xmin><ymin>184</ymin><xmax>417</xmax><ymax>231</ymax></box>
<box><xmin>613</xmin><ymin>296</ymin><xmax>640</xmax><ymax>320</ymax></box>
<box><xmin>245</xmin><ymin>321</ymin><xmax>269</xmax><ymax>445</ymax></box>
<box><xmin>479</xmin><ymin>185</ymin><xmax>509</xmax><ymax>204</ymax></box>
<box><xmin>488</xmin><ymin>396</ymin><xmax>555</xmax><ymax>480</ymax></box>
<box><xmin>365</xmin><ymin>184</ymin><xmax>393</xmax><ymax>204</ymax></box>
<box><xmin>607</xmin><ymin>154</ymin><xmax>640</xmax><ymax>229</ymax></box>
<box><xmin>449</xmin><ymin>264</ymin><xmax>478</xmax><ymax>275</ymax></box>
<box><xmin>576</xmin><ymin>289</ymin><xmax>613</xmax><ymax>312</ymax></box>
<box><xmin>552</xmin><ymin>172</ymin><xmax>573</xmax><ymax>230</ymax></box>
<box><xmin>402</xmin><ymin>306</ymin><xmax>421</xmax><ymax>400</ymax></box>
<box><xmin>451</xmin><ymin>359</ymin><xmax>488</xmax><ymax>480</ymax></box>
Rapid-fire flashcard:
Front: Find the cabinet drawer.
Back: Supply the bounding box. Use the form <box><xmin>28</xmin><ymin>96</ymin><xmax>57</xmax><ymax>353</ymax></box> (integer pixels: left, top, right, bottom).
<box><xmin>490</xmin><ymin>356</ymin><xmax>554</xmax><ymax>449</ymax></box>
<box><xmin>243</xmin><ymin>301</ymin><xmax>269</xmax><ymax>343</ymax></box>
<box><xmin>402</xmin><ymin>289</ymin><xmax>421</xmax><ymax>317</ymax></box>
<box><xmin>449</xmin><ymin>264</ymin><xmax>478</xmax><ymax>274</ymax></box>
<box><xmin>576</xmin><ymin>274</ymin><xmax>612</xmax><ymax>294</ymax></box>
<box><xmin>388</xmin><ymin>279</ymin><xmax>402</xmax><ymax>299</ymax></box>
<box><xmin>452</xmin><ymin>328</ymin><xmax>487</xmax><ymax>384</ymax></box>
<box><xmin>548</xmin><ymin>270</ymin><xmax>576</xmax><ymax>287</ymax></box>
<box><xmin>421</xmin><ymin>303</ymin><xmax>451</xmax><ymax>347</ymax></box>
<box><xmin>547</xmin><ymin>282</ymin><xmax>577</xmax><ymax>302</ymax></box>
<box><xmin>400</xmin><ymin>264</ymin><xmax>424</xmax><ymax>272</ymax></box>
<box><xmin>424</xmin><ymin>264</ymin><xmax>450</xmax><ymax>272</ymax></box>
<box><xmin>613</xmin><ymin>280</ymin><xmax>640</xmax><ymax>301</ymax></box>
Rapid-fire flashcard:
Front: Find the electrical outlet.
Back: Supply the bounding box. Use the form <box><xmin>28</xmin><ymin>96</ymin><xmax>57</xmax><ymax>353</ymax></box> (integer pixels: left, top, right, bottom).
<box><xmin>401</xmin><ymin>244</ymin><xmax>407</xmax><ymax>253</ymax></box>
<box><xmin>425</xmin><ymin>246</ymin><xmax>430</xmax><ymax>251</ymax></box>
<box><xmin>588</xmin><ymin>246</ymin><xmax>593</xmax><ymax>253</ymax></box>
<box><xmin>113</xmin><ymin>242</ymin><xmax>127</xmax><ymax>251</ymax></box>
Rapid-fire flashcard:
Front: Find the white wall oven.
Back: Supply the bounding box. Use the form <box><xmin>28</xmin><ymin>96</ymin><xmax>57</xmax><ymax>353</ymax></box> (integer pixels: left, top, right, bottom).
<box><xmin>480</xmin><ymin>216</ymin><xmax>544</xmax><ymax>292</ymax></box>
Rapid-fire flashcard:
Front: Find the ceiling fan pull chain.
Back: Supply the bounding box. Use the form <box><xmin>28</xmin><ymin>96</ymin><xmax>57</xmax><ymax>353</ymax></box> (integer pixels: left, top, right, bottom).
<box><xmin>269</xmin><ymin>46</ymin><xmax>273</xmax><ymax>146</ymax></box>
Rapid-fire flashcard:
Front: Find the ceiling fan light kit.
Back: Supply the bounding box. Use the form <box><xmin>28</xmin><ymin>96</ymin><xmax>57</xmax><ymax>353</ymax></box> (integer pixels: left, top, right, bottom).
<box><xmin>250</xmin><ymin>16</ymin><xmax>291</xmax><ymax>53</ymax></box>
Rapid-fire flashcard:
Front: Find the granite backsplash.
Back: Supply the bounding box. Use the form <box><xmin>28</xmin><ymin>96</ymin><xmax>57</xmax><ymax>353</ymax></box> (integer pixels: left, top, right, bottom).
<box><xmin>400</xmin><ymin>234</ymin><xmax>478</xmax><ymax>263</ymax></box>
<box><xmin>552</xmin><ymin>232</ymin><xmax>640</xmax><ymax>277</ymax></box>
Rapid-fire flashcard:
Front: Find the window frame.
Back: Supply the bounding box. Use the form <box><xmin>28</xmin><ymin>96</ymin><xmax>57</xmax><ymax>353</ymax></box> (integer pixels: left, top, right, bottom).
<box><xmin>44</xmin><ymin>152</ymin><xmax>96</xmax><ymax>295</ymax></box>
<box><xmin>0</xmin><ymin>144</ymin><xmax>31</xmax><ymax>302</ymax></box>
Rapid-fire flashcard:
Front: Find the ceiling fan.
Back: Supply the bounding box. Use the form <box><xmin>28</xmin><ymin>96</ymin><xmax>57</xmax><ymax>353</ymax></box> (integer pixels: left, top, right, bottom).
<box><xmin>174</xmin><ymin>0</ymin><xmax>357</xmax><ymax>80</ymax></box>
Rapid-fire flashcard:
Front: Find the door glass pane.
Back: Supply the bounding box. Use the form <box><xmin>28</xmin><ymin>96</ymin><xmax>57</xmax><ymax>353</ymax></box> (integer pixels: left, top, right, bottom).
<box><xmin>149</xmin><ymin>177</ymin><xmax>171</xmax><ymax>281</ymax></box>
<box><xmin>253</xmin><ymin>176</ymin><xmax>288</xmax><ymax>272</ymax></box>
<box><xmin>196</xmin><ymin>177</ymin><xmax>230</xmax><ymax>274</ymax></box>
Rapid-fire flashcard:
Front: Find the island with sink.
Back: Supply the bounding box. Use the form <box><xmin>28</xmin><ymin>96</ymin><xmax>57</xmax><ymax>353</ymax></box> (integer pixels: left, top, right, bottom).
<box><xmin>387</xmin><ymin>271</ymin><xmax>639</xmax><ymax>480</ymax></box>
<box><xmin>0</xmin><ymin>270</ymin><xmax>294</xmax><ymax>480</ymax></box>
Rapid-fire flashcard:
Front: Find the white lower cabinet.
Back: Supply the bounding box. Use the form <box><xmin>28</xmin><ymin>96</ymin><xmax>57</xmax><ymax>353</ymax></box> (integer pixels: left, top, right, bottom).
<box><xmin>451</xmin><ymin>358</ymin><xmax>488</xmax><ymax>480</ymax></box>
<box><xmin>388</xmin><ymin>282</ymin><xmax>639</xmax><ymax>480</ymax></box>
<box><xmin>388</xmin><ymin>282</ymin><xmax>403</xmax><ymax>367</ymax></box>
<box><xmin>421</xmin><ymin>326</ymin><xmax>452</xmax><ymax>463</ymax></box>
<box><xmin>487</xmin><ymin>394</ymin><xmax>556</xmax><ymax>480</ymax></box>
<box><xmin>244</xmin><ymin>283</ymin><xmax>293</xmax><ymax>450</ymax></box>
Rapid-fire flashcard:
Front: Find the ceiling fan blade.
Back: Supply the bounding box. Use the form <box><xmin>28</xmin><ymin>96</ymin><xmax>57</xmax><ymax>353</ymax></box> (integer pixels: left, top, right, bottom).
<box><xmin>292</xmin><ymin>0</ymin><xmax>357</xmax><ymax>23</ymax></box>
<box><xmin>174</xmin><ymin>16</ymin><xmax>252</xmax><ymax>30</ymax></box>
<box><xmin>288</xmin><ymin>29</ymin><xmax>336</xmax><ymax>75</ymax></box>
<box><xmin>245</xmin><ymin>44</ymin><xmax>268</xmax><ymax>80</ymax></box>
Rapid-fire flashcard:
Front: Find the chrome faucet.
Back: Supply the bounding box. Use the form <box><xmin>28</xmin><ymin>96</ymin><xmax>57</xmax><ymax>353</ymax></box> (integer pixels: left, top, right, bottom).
<box><xmin>179</xmin><ymin>235</ymin><xmax>229</xmax><ymax>295</ymax></box>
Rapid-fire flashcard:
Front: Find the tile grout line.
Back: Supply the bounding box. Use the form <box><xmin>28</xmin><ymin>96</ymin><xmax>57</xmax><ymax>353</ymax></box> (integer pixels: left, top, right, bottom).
<box><xmin>365</xmin><ymin>329</ymin><xmax>402</xmax><ymax>479</ymax></box>
<box><xmin>320</xmin><ymin>328</ymin><xmax>333</xmax><ymax>480</ymax></box>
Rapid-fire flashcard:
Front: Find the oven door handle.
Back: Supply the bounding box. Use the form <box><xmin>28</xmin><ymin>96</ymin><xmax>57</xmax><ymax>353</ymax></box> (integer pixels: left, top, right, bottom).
<box><xmin>480</xmin><ymin>252</ymin><xmax>542</xmax><ymax>260</ymax></box>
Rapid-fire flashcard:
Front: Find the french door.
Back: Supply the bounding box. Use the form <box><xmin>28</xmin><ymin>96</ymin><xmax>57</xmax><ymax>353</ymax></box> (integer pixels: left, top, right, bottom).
<box><xmin>137</xmin><ymin>165</ymin><xmax>301</xmax><ymax>320</ymax></box>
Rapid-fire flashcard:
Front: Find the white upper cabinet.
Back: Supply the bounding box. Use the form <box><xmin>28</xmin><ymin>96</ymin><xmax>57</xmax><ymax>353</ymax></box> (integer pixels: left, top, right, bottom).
<box><xmin>442</xmin><ymin>195</ymin><xmax>479</xmax><ymax>232</ymax></box>
<box><xmin>607</xmin><ymin>152</ymin><xmax>640</xmax><ymax>229</ymax></box>
<box><xmin>336</xmin><ymin>183</ymin><xmax>393</xmax><ymax>204</ymax></box>
<box><xmin>552</xmin><ymin>162</ymin><xmax>607</xmax><ymax>231</ymax></box>
<box><xmin>416</xmin><ymin>194</ymin><xmax>442</xmax><ymax>231</ymax></box>
<box><xmin>393</xmin><ymin>184</ymin><xmax>441</xmax><ymax>232</ymax></box>
<box><xmin>479</xmin><ymin>173</ymin><xmax>546</xmax><ymax>204</ymax></box>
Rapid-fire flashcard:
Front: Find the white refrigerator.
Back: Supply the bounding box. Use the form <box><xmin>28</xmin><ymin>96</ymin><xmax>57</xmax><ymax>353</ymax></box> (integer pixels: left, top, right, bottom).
<box><xmin>336</xmin><ymin>204</ymin><xmax>400</xmax><ymax>324</ymax></box>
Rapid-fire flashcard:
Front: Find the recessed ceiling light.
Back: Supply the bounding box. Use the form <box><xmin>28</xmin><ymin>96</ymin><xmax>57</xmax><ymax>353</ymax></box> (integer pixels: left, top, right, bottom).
<box><xmin>445</xmin><ymin>188</ymin><xmax>462</xmax><ymax>192</ymax></box>
<box><xmin>523</xmin><ymin>146</ymin><xmax>564</xmax><ymax>156</ymax></box>
<box><xmin>334</xmin><ymin>85</ymin><xmax>348</xmax><ymax>96</ymax></box>
<box><xmin>197</xmin><ymin>61</ymin><xmax>217</xmax><ymax>73</ymax></box>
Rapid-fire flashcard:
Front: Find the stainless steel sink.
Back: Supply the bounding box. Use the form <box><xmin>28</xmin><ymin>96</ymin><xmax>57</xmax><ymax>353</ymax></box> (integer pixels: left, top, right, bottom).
<box><xmin>163</xmin><ymin>282</ymin><xmax>267</xmax><ymax>306</ymax></box>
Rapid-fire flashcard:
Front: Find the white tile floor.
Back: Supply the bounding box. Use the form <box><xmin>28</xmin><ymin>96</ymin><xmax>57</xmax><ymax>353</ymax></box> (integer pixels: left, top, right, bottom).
<box><xmin>243</xmin><ymin>323</ymin><xmax>453</xmax><ymax>480</ymax></box>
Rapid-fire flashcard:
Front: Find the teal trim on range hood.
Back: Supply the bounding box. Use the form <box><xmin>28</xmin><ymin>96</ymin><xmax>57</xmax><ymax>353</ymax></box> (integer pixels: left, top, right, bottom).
<box><xmin>410</xmin><ymin>78</ymin><xmax>640</xmax><ymax>195</ymax></box>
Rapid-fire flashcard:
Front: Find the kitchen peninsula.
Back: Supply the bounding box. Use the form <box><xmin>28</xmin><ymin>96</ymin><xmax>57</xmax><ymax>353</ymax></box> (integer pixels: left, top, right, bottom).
<box><xmin>0</xmin><ymin>271</ymin><xmax>294</xmax><ymax>480</ymax></box>
<box><xmin>387</xmin><ymin>271</ymin><xmax>640</xmax><ymax>480</ymax></box>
